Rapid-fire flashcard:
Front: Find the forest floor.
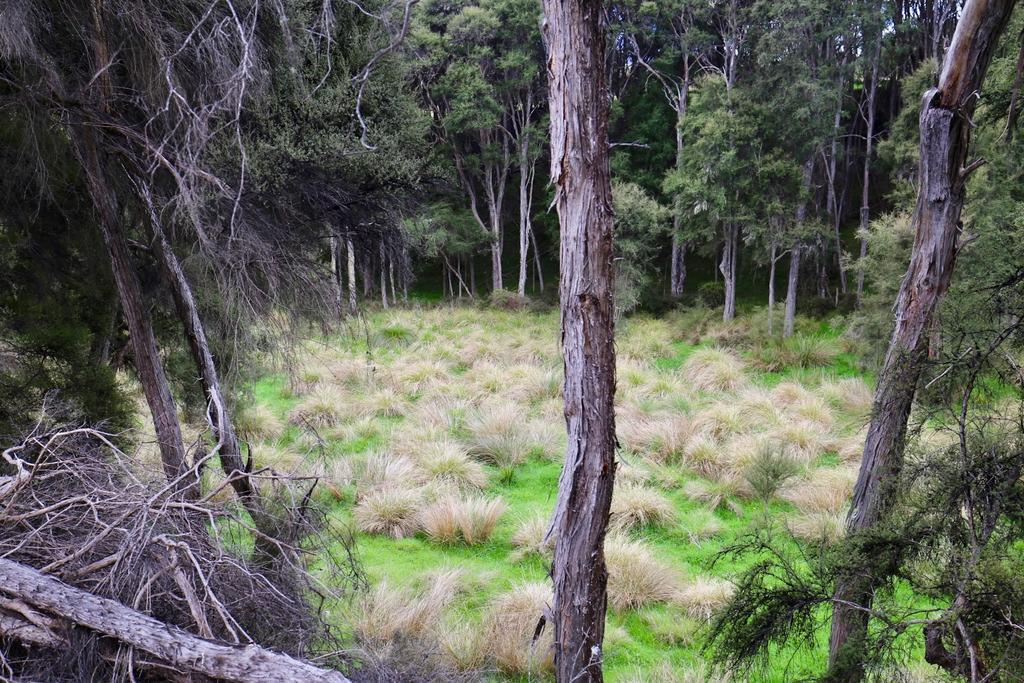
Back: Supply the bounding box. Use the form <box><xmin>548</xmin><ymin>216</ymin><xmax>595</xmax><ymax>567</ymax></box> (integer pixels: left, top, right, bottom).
<box><xmin>232</xmin><ymin>304</ymin><xmax>939</xmax><ymax>682</ymax></box>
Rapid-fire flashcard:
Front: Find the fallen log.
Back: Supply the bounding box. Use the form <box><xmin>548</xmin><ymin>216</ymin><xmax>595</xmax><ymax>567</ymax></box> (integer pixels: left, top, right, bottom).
<box><xmin>0</xmin><ymin>558</ymin><xmax>350</xmax><ymax>683</ymax></box>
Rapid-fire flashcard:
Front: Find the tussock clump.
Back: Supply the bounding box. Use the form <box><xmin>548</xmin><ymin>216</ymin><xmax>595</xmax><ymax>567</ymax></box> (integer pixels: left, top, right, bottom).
<box><xmin>388</xmin><ymin>359</ymin><xmax>449</xmax><ymax>393</ymax></box>
<box><xmin>674</xmin><ymin>577</ymin><xmax>735</xmax><ymax>620</ymax></box>
<box><xmin>288</xmin><ymin>385</ymin><xmax>347</xmax><ymax>428</ymax></box>
<box><xmin>249</xmin><ymin>442</ymin><xmax>305</xmax><ymax>473</ymax></box>
<box><xmin>692</xmin><ymin>404</ymin><xmax>745</xmax><ymax>441</ymax></box>
<box><xmin>681</xmin><ymin>347</ymin><xmax>746</xmax><ymax>392</ymax></box>
<box><xmin>787</xmin><ymin>511</ymin><xmax>846</xmax><ymax>543</ymax></box>
<box><xmin>818</xmin><ymin>377</ymin><xmax>874</xmax><ymax>415</ymax></box>
<box><xmin>605</xmin><ymin>534</ymin><xmax>679</xmax><ymax>611</ymax></box>
<box><xmin>419</xmin><ymin>495</ymin><xmax>507</xmax><ymax>545</ymax></box>
<box><xmin>682</xmin><ymin>476</ymin><xmax>748</xmax><ymax>513</ymax></box>
<box><xmin>324</xmin><ymin>358</ymin><xmax>373</xmax><ymax>387</ymax></box>
<box><xmin>681</xmin><ymin>508</ymin><xmax>724</xmax><ymax>543</ymax></box>
<box><xmin>769</xmin><ymin>381</ymin><xmax>812</xmax><ymax>408</ymax></box>
<box><xmin>640</xmin><ymin>609</ymin><xmax>701</xmax><ymax>647</ymax></box>
<box><xmin>410</xmin><ymin>397</ymin><xmax>468</xmax><ymax>432</ymax></box>
<box><xmin>353</xmin><ymin>387</ymin><xmax>411</xmax><ymax>419</ymax></box>
<box><xmin>618</xmin><ymin>414</ymin><xmax>693</xmax><ymax>463</ymax></box>
<box><xmin>357</xmin><ymin>452</ymin><xmax>424</xmax><ymax>491</ymax></box>
<box><xmin>790</xmin><ymin>395</ymin><xmax>835</xmax><ymax>431</ymax></box>
<box><xmin>354</xmin><ymin>487</ymin><xmax>423</xmax><ymax>539</ymax></box>
<box><xmin>234</xmin><ymin>404</ymin><xmax>284</xmax><ymax>441</ymax></box>
<box><xmin>464</xmin><ymin>402</ymin><xmax>531</xmax><ymax>468</ymax></box>
<box><xmin>768</xmin><ymin>422</ymin><xmax>824</xmax><ymax>463</ymax></box>
<box><xmin>618</xmin><ymin>317</ymin><xmax>676</xmax><ymax>360</ymax></box>
<box><xmin>610</xmin><ymin>483</ymin><xmax>678</xmax><ymax>532</ymax></box>
<box><xmin>437</xmin><ymin>621</ymin><xmax>490</xmax><ymax>671</ymax></box>
<box><xmin>352</xmin><ymin>570</ymin><xmax>462</xmax><ymax>646</ymax></box>
<box><xmin>510</xmin><ymin>512</ymin><xmax>554</xmax><ymax>560</ymax></box>
<box><xmin>779</xmin><ymin>467</ymin><xmax>857</xmax><ymax>514</ymax></box>
<box><xmin>736</xmin><ymin>387</ymin><xmax>783</xmax><ymax>426</ymax></box>
<box><xmin>682</xmin><ymin>435</ymin><xmax>727</xmax><ymax>478</ymax></box>
<box><xmin>483</xmin><ymin>582</ymin><xmax>554</xmax><ymax>675</ymax></box>
<box><xmin>834</xmin><ymin>431</ymin><xmax>866</xmax><ymax>463</ymax></box>
<box><xmin>419</xmin><ymin>442</ymin><xmax>488</xmax><ymax>489</ymax></box>
<box><xmin>723</xmin><ymin>433</ymin><xmax>774</xmax><ymax>470</ymax></box>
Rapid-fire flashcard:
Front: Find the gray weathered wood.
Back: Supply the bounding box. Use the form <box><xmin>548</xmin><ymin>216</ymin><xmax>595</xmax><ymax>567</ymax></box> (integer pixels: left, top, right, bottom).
<box><xmin>0</xmin><ymin>558</ymin><xmax>349</xmax><ymax>683</ymax></box>
<box><xmin>542</xmin><ymin>0</ymin><xmax>617</xmax><ymax>677</ymax></box>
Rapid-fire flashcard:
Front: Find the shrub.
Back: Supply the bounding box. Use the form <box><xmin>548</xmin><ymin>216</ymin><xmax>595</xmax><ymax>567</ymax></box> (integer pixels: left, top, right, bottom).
<box><xmin>488</xmin><ymin>289</ymin><xmax>529</xmax><ymax>310</ymax></box>
<box><xmin>419</xmin><ymin>495</ymin><xmax>507</xmax><ymax>545</ymax></box>
<box><xmin>605</xmin><ymin>533</ymin><xmax>679</xmax><ymax>611</ymax></box>
<box><xmin>483</xmin><ymin>582</ymin><xmax>554</xmax><ymax>675</ymax></box>
<box><xmin>697</xmin><ymin>281</ymin><xmax>725</xmax><ymax>308</ymax></box>
<box><xmin>609</xmin><ymin>483</ymin><xmax>678</xmax><ymax>532</ymax></box>
<box><xmin>354</xmin><ymin>487</ymin><xmax>423</xmax><ymax>539</ymax></box>
<box><xmin>744</xmin><ymin>447</ymin><xmax>802</xmax><ymax>501</ymax></box>
<box><xmin>681</xmin><ymin>347</ymin><xmax>746</xmax><ymax>392</ymax></box>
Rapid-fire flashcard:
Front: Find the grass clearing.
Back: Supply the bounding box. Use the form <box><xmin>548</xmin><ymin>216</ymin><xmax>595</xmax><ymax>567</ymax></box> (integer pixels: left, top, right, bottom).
<box><xmin>243</xmin><ymin>305</ymin><xmax>872</xmax><ymax>681</ymax></box>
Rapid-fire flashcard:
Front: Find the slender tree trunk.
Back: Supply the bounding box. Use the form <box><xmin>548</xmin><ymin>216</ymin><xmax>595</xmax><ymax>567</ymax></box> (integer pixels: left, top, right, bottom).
<box><xmin>1005</xmin><ymin>28</ymin><xmax>1024</xmax><ymax>142</ymax></box>
<box><xmin>518</xmin><ymin>91</ymin><xmax>534</xmax><ymax>297</ymax></box>
<box><xmin>670</xmin><ymin>82</ymin><xmax>690</xmax><ymax>298</ymax></box>
<box><xmin>828</xmin><ymin>3</ymin><xmax>1017</xmax><ymax>678</ymax></box>
<box><xmin>330</xmin><ymin>233</ymin><xmax>343</xmax><ymax>317</ymax></box>
<box><xmin>542</xmin><ymin>0</ymin><xmax>617</xmax><ymax>677</ymax></box>
<box><xmin>346</xmin><ymin>237</ymin><xmax>358</xmax><ymax>315</ymax></box>
<box><xmin>857</xmin><ymin>34</ymin><xmax>882</xmax><ymax>307</ymax></box>
<box><xmin>768</xmin><ymin>243</ymin><xmax>777</xmax><ymax>335</ymax></box>
<box><xmin>379</xmin><ymin>243</ymin><xmax>388</xmax><ymax>309</ymax></box>
<box><xmin>530</xmin><ymin>228</ymin><xmax>545</xmax><ymax>292</ymax></box>
<box><xmin>470</xmin><ymin>257</ymin><xmax>478</xmax><ymax>297</ymax></box>
<box><xmin>720</xmin><ymin>224</ymin><xmax>738</xmax><ymax>322</ymax></box>
<box><xmin>827</xmin><ymin>85</ymin><xmax>848</xmax><ymax>294</ymax></box>
<box><xmin>150</xmin><ymin>214</ymin><xmax>268</xmax><ymax>533</ymax></box>
<box><xmin>72</xmin><ymin>129</ymin><xmax>191</xmax><ymax>493</ymax></box>
<box><xmin>783</xmin><ymin>246</ymin><xmax>801</xmax><ymax>338</ymax></box>
<box><xmin>389</xmin><ymin>257</ymin><xmax>397</xmax><ymax>305</ymax></box>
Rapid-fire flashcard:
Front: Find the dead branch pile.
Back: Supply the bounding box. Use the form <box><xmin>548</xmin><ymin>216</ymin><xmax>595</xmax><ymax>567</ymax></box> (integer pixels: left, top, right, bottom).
<box><xmin>0</xmin><ymin>425</ymin><xmax>361</xmax><ymax>681</ymax></box>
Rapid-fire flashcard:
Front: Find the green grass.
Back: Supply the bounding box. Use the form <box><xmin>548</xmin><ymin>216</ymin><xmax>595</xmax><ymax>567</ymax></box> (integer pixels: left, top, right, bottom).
<box><xmin>242</xmin><ymin>304</ymin><xmax>886</xmax><ymax>681</ymax></box>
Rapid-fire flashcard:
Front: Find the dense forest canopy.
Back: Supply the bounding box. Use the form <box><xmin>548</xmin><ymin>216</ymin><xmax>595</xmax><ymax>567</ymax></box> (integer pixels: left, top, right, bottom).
<box><xmin>2</xmin><ymin>0</ymin><xmax>1024</xmax><ymax>681</ymax></box>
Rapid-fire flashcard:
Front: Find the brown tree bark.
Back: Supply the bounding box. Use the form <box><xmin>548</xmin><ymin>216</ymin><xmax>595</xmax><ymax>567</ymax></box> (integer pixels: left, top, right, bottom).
<box><xmin>828</xmin><ymin>2</ymin><xmax>1017</xmax><ymax>678</ymax></box>
<box><xmin>72</xmin><ymin>129</ymin><xmax>191</xmax><ymax>494</ymax></box>
<box><xmin>346</xmin><ymin>236</ymin><xmax>358</xmax><ymax>314</ymax></box>
<box><xmin>1005</xmin><ymin>28</ymin><xmax>1024</xmax><ymax>142</ymax></box>
<box><xmin>0</xmin><ymin>557</ymin><xmax>349</xmax><ymax>683</ymax></box>
<box><xmin>856</xmin><ymin>31</ymin><xmax>882</xmax><ymax>307</ymax></box>
<box><xmin>720</xmin><ymin>224</ymin><xmax>738</xmax><ymax>322</ymax></box>
<box><xmin>542</xmin><ymin>0</ymin><xmax>617</xmax><ymax>677</ymax></box>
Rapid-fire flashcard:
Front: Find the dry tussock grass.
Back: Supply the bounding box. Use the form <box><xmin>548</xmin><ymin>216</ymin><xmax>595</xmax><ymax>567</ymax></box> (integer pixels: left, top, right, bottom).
<box><xmin>288</xmin><ymin>385</ymin><xmax>347</xmax><ymax>428</ymax></box>
<box><xmin>510</xmin><ymin>512</ymin><xmax>554</xmax><ymax>560</ymax></box>
<box><xmin>618</xmin><ymin>413</ymin><xmax>693</xmax><ymax>463</ymax></box>
<box><xmin>681</xmin><ymin>347</ymin><xmax>747</xmax><ymax>392</ymax></box>
<box><xmin>818</xmin><ymin>376</ymin><xmax>874</xmax><ymax>415</ymax></box>
<box><xmin>351</xmin><ymin>569</ymin><xmax>463</xmax><ymax>646</ymax></box>
<box><xmin>234</xmin><ymin>404</ymin><xmax>284</xmax><ymax>441</ymax></box>
<box><xmin>357</xmin><ymin>452</ymin><xmax>425</xmax><ymax>491</ymax></box>
<box><xmin>674</xmin><ymin>577</ymin><xmax>735</xmax><ymax>620</ymax></box>
<box><xmin>780</xmin><ymin>467</ymin><xmax>857</xmax><ymax>513</ymax></box>
<box><xmin>483</xmin><ymin>582</ymin><xmax>554</xmax><ymax>675</ymax></box>
<box><xmin>692</xmin><ymin>403</ymin><xmax>746</xmax><ymax>441</ymax></box>
<box><xmin>354</xmin><ymin>487</ymin><xmax>423</xmax><ymax>538</ymax></box>
<box><xmin>419</xmin><ymin>495</ymin><xmax>507</xmax><ymax>545</ymax></box>
<box><xmin>419</xmin><ymin>441</ymin><xmax>489</xmax><ymax>489</ymax></box>
<box><xmin>605</xmin><ymin>533</ymin><xmax>680</xmax><ymax>611</ymax></box>
<box><xmin>610</xmin><ymin>483</ymin><xmax>678</xmax><ymax>532</ymax></box>
<box><xmin>787</xmin><ymin>511</ymin><xmax>846</xmax><ymax>543</ymax></box>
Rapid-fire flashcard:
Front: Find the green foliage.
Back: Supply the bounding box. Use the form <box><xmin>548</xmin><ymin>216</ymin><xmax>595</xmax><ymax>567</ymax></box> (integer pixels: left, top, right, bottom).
<box><xmin>612</xmin><ymin>181</ymin><xmax>671</xmax><ymax>314</ymax></box>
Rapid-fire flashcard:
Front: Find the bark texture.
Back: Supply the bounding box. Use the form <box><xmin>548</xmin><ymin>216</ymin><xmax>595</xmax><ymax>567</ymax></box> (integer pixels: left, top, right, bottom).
<box><xmin>828</xmin><ymin>2</ymin><xmax>1017</xmax><ymax>678</ymax></box>
<box><xmin>542</xmin><ymin>0</ymin><xmax>617</xmax><ymax>678</ymax></box>
<box><xmin>0</xmin><ymin>557</ymin><xmax>349</xmax><ymax>683</ymax></box>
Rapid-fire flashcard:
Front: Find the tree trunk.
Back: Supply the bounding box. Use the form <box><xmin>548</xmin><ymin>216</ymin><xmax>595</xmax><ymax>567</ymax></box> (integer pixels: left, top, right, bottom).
<box><xmin>828</xmin><ymin>2</ymin><xmax>1017</xmax><ymax>678</ymax></box>
<box><xmin>518</xmin><ymin>91</ymin><xmax>534</xmax><ymax>297</ymax></box>
<box><xmin>330</xmin><ymin>233</ymin><xmax>343</xmax><ymax>318</ymax></box>
<box><xmin>768</xmin><ymin>243</ymin><xmax>777</xmax><ymax>335</ymax></box>
<box><xmin>857</xmin><ymin>33</ymin><xmax>882</xmax><ymax>307</ymax></box>
<box><xmin>346</xmin><ymin>237</ymin><xmax>358</xmax><ymax>315</ymax></box>
<box><xmin>670</xmin><ymin>83</ymin><xmax>690</xmax><ymax>299</ymax></box>
<box><xmin>72</xmin><ymin>129</ymin><xmax>191</xmax><ymax>494</ymax></box>
<box><xmin>541</xmin><ymin>0</ymin><xmax>617</xmax><ymax>677</ymax></box>
<box><xmin>783</xmin><ymin>246</ymin><xmax>801</xmax><ymax>338</ymax></box>
<box><xmin>379</xmin><ymin>243</ymin><xmax>388</xmax><ymax>309</ymax></box>
<box><xmin>1005</xmin><ymin>28</ymin><xmax>1024</xmax><ymax>142</ymax></box>
<box><xmin>151</xmin><ymin>221</ymin><xmax>265</xmax><ymax>522</ymax></box>
<box><xmin>0</xmin><ymin>557</ymin><xmax>349</xmax><ymax>683</ymax></box>
<box><xmin>530</xmin><ymin>227</ymin><xmax>545</xmax><ymax>292</ymax></box>
<box><xmin>720</xmin><ymin>224</ymin><xmax>738</xmax><ymax>322</ymax></box>
<box><xmin>827</xmin><ymin>83</ymin><xmax>848</xmax><ymax>294</ymax></box>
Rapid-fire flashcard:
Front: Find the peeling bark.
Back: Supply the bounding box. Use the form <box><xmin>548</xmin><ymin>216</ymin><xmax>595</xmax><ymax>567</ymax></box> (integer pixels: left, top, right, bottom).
<box><xmin>828</xmin><ymin>2</ymin><xmax>1017</xmax><ymax>678</ymax></box>
<box><xmin>542</xmin><ymin>0</ymin><xmax>617</xmax><ymax>677</ymax></box>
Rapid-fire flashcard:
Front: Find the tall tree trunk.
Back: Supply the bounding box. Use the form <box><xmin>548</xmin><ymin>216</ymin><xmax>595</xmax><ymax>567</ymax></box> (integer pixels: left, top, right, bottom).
<box><xmin>470</xmin><ymin>257</ymin><xmax>478</xmax><ymax>297</ymax></box>
<box><xmin>542</xmin><ymin>0</ymin><xmax>617</xmax><ymax>677</ymax></box>
<box><xmin>720</xmin><ymin>224</ymin><xmax>738</xmax><ymax>322</ymax></box>
<box><xmin>827</xmin><ymin>82</ymin><xmax>848</xmax><ymax>294</ymax></box>
<box><xmin>379</xmin><ymin>243</ymin><xmax>389</xmax><ymax>309</ymax></box>
<box><xmin>518</xmin><ymin>91</ymin><xmax>534</xmax><ymax>297</ymax></box>
<box><xmin>149</xmin><ymin>214</ymin><xmax>269</xmax><ymax>534</ymax></box>
<box><xmin>768</xmin><ymin>243</ymin><xmax>777</xmax><ymax>335</ymax></box>
<box><xmin>670</xmin><ymin>82</ymin><xmax>690</xmax><ymax>298</ymax></box>
<box><xmin>1005</xmin><ymin>28</ymin><xmax>1024</xmax><ymax>142</ymax></box>
<box><xmin>72</xmin><ymin>129</ymin><xmax>191</xmax><ymax>493</ymax></box>
<box><xmin>784</xmin><ymin>157</ymin><xmax>815</xmax><ymax>337</ymax></box>
<box><xmin>530</xmin><ymin>228</ymin><xmax>545</xmax><ymax>292</ymax></box>
<box><xmin>330</xmin><ymin>233</ymin><xmax>343</xmax><ymax>318</ymax></box>
<box><xmin>857</xmin><ymin>33</ymin><xmax>882</xmax><ymax>307</ymax></box>
<box><xmin>346</xmin><ymin>237</ymin><xmax>358</xmax><ymax>315</ymax></box>
<box><xmin>828</xmin><ymin>3</ymin><xmax>1017</xmax><ymax>678</ymax></box>
<box><xmin>783</xmin><ymin>246</ymin><xmax>801</xmax><ymax>338</ymax></box>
